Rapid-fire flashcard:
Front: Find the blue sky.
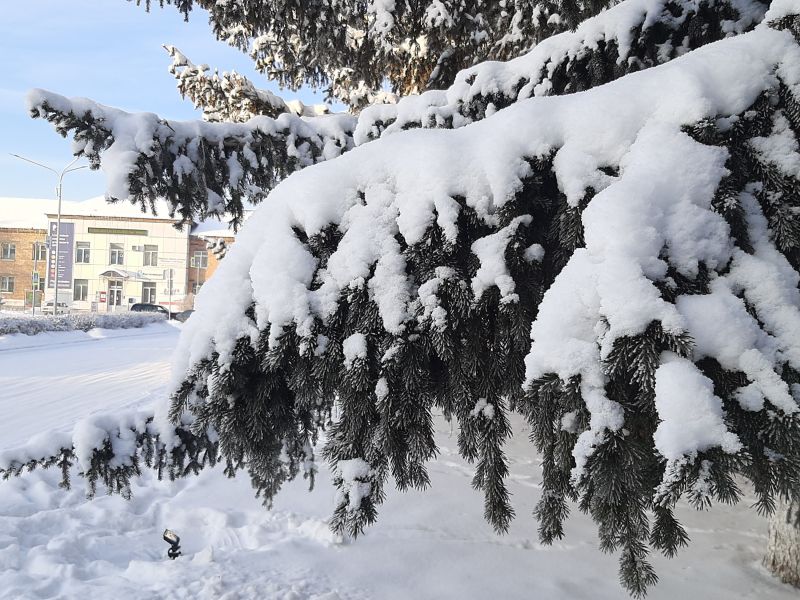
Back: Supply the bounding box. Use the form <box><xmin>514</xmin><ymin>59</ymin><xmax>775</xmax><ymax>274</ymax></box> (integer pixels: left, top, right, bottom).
<box><xmin>0</xmin><ymin>1</ymin><xmax>330</xmax><ymax>201</ymax></box>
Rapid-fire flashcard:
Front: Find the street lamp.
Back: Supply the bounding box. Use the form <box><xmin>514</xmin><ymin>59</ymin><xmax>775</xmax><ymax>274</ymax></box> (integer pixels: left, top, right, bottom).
<box><xmin>10</xmin><ymin>154</ymin><xmax>88</xmax><ymax>314</ymax></box>
<box><xmin>31</xmin><ymin>241</ymin><xmax>46</xmax><ymax>316</ymax></box>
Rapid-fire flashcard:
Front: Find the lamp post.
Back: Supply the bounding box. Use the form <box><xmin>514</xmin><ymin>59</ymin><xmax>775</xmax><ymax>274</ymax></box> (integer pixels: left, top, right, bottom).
<box><xmin>10</xmin><ymin>155</ymin><xmax>88</xmax><ymax>314</ymax></box>
<box><xmin>31</xmin><ymin>241</ymin><xmax>45</xmax><ymax>316</ymax></box>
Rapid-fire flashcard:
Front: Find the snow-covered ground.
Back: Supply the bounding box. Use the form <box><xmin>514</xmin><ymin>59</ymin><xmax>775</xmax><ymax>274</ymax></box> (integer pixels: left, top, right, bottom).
<box><xmin>0</xmin><ymin>322</ymin><xmax>179</xmax><ymax>449</ymax></box>
<box><xmin>0</xmin><ymin>326</ymin><xmax>796</xmax><ymax>599</ymax></box>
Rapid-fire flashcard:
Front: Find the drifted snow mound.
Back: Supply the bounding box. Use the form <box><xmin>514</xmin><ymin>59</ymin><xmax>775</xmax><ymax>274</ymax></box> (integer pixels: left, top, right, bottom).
<box><xmin>0</xmin><ymin>312</ymin><xmax>166</xmax><ymax>336</ymax></box>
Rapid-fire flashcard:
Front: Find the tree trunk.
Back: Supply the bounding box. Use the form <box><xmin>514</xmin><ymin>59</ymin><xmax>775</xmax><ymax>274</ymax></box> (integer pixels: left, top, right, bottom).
<box><xmin>765</xmin><ymin>497</ymin><xmax>800</xmax><ymax>587</ymax></box>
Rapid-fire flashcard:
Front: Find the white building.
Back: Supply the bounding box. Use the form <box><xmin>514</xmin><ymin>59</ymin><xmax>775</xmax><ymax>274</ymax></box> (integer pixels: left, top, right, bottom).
<box><xmin>54</xmin><ymin>201</ymin><xmax>191</xmax><ymax>312</ymax></box>
<box><xmin>0</xmin><ymin>196</ymin><xmax>237</xmax><ymax>313</ymax></box>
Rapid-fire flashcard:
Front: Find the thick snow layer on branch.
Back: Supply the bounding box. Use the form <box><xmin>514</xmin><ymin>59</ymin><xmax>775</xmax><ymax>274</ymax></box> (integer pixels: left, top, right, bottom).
<box><xmin>28</xmin><ymin>0</ymin><xmax>767</xmax><ymax>228</ymax></box>
<box><xmin>171</xmin><ymin>20</ymin><xmax>800</xmax><ymax>477</ymax></box>
<box><xmin>0</xmin><ymin>409</ymin><xmax>150</xmax><ymax>472</ymax></box>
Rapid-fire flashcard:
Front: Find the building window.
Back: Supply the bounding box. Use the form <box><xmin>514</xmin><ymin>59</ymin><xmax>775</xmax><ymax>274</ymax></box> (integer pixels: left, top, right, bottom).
<box><xmin>192</xmin><ymin>282</ymin><xmax>203</xmax><ymax>294</ymax></box>
<box><xmin>74</xmin><ymin>279</ymin><xmax>89</xmax><ymax>302</ymax></box>
<box><xmin>1</xmin><ymin>243</ymin><xmax>15</xmax><ymax>261</ymax></box>
<box><xmin>1</xmin><ymin>276</ymin><xmax>14</xmax><ymax>293</ymax></box>
<box><xmin>76</xmin><ymin>242</ymin><xmax>90</xmax><ymax>263</ymax></box>
<box><xmin>110</xmin><ymin>243</ymin><xmax>124</xmax><ymax>265</ymax></box>
<box><xmin>32</xmin><ymin>243</ymin><xmax>47</xmax><ymax>261</ymax></box>
<box><xmin>143</xmin><ymin>244</ymin><xmax>158</xmax><ymax>266</ymax></box>
<box><xmin>32</xmin><ymin>272</ymin><xmax>44</xmax><ymax>292</ymax></box>
<box><xmin>142</xmin><ymin>282</ymin><xmax>157</xmax><ymax>304</ymax></box>
<box><xmin>190</xmin><ymin>250</ymin><xmax>208</xmax><ymax>269</ymax></box>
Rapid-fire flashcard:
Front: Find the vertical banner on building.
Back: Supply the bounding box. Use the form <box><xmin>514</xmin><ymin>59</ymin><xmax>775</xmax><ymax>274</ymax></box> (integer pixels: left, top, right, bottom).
<box><xmin>47</xmin><ymin>221</ymin><xmax>74</xmax><ymax>289</ymax></box>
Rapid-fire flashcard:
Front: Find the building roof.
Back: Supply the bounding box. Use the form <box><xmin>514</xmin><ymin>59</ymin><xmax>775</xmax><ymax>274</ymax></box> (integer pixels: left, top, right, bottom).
<box><xmin>0</xmin><ymin>196</ymin><xmax>242</xmax><ymax>237</ymax></box>
<box><xmin>190</xmin><ymin>216</ymin><xmax>246</xmax><ymax>239</ymax></box>
<box><xmin>0</xmin><ymin>196</ymin><xmax>179</xmax><ymax>227</ymax></box>
<box><xmin>0</xmin><ymin>197</ymin><xmax>59</xmax><ymax>228</ymax></box>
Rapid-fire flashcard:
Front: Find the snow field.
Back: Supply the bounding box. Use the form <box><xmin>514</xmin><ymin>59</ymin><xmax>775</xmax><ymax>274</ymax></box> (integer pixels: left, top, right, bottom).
<box><xmin>0</xmin><ymin>328</ymin><xmax>797</xmax><ymax>599</ymax></box>
<box><xmin>0</xmin><ymin>415</ymin><xmax>796</xmax><ymax>600</ymax></box>
<box><xmin>0</xmin><ymin>322</ymin><xmax>179</xmax><ymax>449</ymax></box>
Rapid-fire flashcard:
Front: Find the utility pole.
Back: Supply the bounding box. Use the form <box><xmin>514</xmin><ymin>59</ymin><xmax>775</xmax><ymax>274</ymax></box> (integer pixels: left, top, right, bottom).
<box><xmin>10</xmin><ymin>155</ymin><xmax>88</xmax><ymax>314</ymax></box>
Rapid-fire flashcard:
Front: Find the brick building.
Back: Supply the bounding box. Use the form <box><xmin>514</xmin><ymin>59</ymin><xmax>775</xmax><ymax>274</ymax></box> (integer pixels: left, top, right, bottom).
<box><xmin>0</xmin><ymin>226</ymin><xmax>48</xmax><ymax>309</ymax></box>
<box><xmin>187</xmin><ymin>229</ymin><xmax>235</xmax><ymax>296</ymax></box>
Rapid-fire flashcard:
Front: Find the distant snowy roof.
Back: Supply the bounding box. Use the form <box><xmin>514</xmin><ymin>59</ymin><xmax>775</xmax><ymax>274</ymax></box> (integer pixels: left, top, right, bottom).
<box><xmin>0</xmin><ymin>196</ymin><xmax>239</xmax><ymax>236</ymax></box>
<box><xmin>0</xmin><ymin>197</ymin><xmax>52</xmax><ymax>228</ymax></box>
<box><xmin>190</xmin><ymin>210</ymin><xmax>252</xmax><ymax>238</ymax></box>
<box><xmin>0</xmin><ymin>196</ymin><xmax>178</xmax><ymax>228</ymax></box>
<box><xmin>55</xmin><ymin>196</ymin><xmax>178</xmax><ymax>220</ymax></box>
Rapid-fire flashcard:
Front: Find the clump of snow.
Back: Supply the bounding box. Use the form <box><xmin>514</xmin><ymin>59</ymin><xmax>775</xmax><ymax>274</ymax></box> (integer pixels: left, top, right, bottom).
<box><xmin>335</xmin><ymin>458</ymin><xmax>373</xmax><ymax>511</ymax></box>
<box><xmin>471</xmin><ymin>216</ymin><xmax>531</xmax><ymax>304</ymax></box>
<box><xmin>561</xmin><ymin>411</ymin><xmax>579</xmax><ymax>433</ymax></box>
<box><xmin>653</xmin><ymin>355</ymin><xmax>743</xmax><ymax>462</ymax></box>
<box><xmin>749</xmin><ymin>111</ymin><xmax>800</xmax><ymax>178</ymax></box>
<box><xmin>342</xmin><ymin>333</ymin><xmax>368</xmax><ymax>369</ymax></box>
<box><xmin>315</xmin><ymin>334</ymin><xmax>330</xmax><ymax>357</ymax></box>
<box><xmin>375</xmin><ymin>377</ymin><xmax>389</xmax><ymax>401</ymax></box>
<box><xmin>524</xmin><ymin>244</ymin><xmax>545</xmax><ymax>263</ymax></box>
<box><xmin>470</xmin><ymin>398</ymin><xmax>496</xmax><ymax>420</ymax></box>
<box><xmin>415</xmin><ymin>266</ymin><xmax>456</xmax><ymax>330</ymax></box>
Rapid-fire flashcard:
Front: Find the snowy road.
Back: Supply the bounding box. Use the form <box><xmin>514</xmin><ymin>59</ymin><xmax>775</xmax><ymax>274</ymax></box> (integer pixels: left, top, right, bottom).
<box><xmin>0</xmin><ymin>324</ymin><xmax>797</xmax><ymax>599</ymax></box>
<box><xmin>0</xmin><ymin>323</ymin><xmax>179</xmax><ymax>450</ymax></box>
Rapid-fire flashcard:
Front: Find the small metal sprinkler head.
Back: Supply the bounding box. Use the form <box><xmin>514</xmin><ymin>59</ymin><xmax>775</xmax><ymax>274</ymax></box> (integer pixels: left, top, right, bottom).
<box><xmin>163</xmin><ymin>528</ymin><xmax>181</xmax><ymax>559</ymax></box>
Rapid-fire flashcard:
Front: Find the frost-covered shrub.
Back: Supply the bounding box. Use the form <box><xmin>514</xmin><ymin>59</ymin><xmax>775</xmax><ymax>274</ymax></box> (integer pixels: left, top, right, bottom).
<box><xmin>0</xmin><ymin>312</ymin><xmax>166</xmax><ymax>336</ymax></box>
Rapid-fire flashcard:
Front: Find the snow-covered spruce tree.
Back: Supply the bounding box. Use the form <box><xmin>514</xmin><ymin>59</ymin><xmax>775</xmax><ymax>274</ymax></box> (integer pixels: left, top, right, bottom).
<box><xmin>32</xmin><ymin>0</ymin><xmax>768</xmax><ymax>226</ymax></box>
<box><xmin>355</xmin><ymin>0</ymin><xmax>770</xmax><ymax>140</ymax></box>
<box><xmin>169</xmin><ymin>10</ymin><xmax>800</xmax><ymax>592</ymax></box>
<box><xmin>161</xmin><ymin>0</ymin><xmax>768</xmax><ymax>127</ymax></box>
<box><xmin>5</xmin><ymin>2</ymin><xmax>800</xmax><ymax>594</ymax></box>
<box><xmin>136</xmin><ymin>0</ymin><xmax>622</xmax><ymax>106</ymax></box>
